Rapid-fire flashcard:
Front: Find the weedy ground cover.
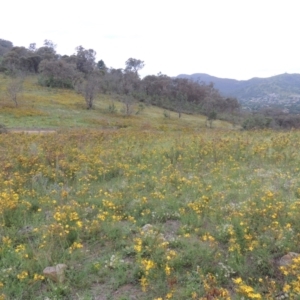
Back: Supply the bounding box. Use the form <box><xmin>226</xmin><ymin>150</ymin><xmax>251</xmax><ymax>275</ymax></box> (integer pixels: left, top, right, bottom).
<box><xmin>0</xmin><ymin>129</ymin><xmax>300</xmax><ymax>299</ymax></box>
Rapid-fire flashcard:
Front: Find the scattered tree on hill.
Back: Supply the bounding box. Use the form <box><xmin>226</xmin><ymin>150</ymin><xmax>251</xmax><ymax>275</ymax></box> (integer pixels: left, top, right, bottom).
<box><xmin>100</xmin><ymin>68</ymin><xmax>118</xmax><ymax>94</ymax></box>
<box><xmin>43</xmin><ymin>40</ymin><xmax>56</xmax><ymax>49</ymax></box>
<box><xmin>6</xmin><ymin>75</ymin><xmax>24</xmax><ymax>107</ymax></box>
<box><xmin>121</xmin><ymin>58</ymin><xmax>146</xmax><ymax>114</ymax></box>
<box><xmin>207</xmin><ymin>111</ymin><xmax>217</xmax><ymax>128</ymax></box>
<box><xmin>95</xmin><ymin>65</ymin><xmax>142</xmax><ymax>115</ymax></box>
<box><xmin>122</xmin><ymin>70</ymin><xmax>140</xmax><ymax>95</ymax></box>
<box><xmin>35</xmin><ymin>40</ymin><xmax>57</xmax><ymax>61</ymax></box>
<box><xmin>125</xmin><ymin>58</ymin><xmax>144</xmax><ymax>75</ymax></box>
<box><xmin>28</xmin><ymin>43</ymin><xmax>36</xmax><ymax>52</ymax></box>
<box><xmin>224</xmin><ymin>97</ymin><xmax>240</xmax><ymax>113</ymax></box>
<box><xmin>170</xmin><ymin>79</ymin><xmax>190</xmax><ymax>118</ymax></box>
<box><xmin>1</xmin><ymin>46</ymin><xmax>29</xmax><ymax>74</ymax></box>
<box><xmin>97</xmin><ymin>59</ymin><xmax>107</xmax><ymax>73</ymax></box>
<box><xmin>38</xmin><ymin>59</ymin><xmax>79</xmax><ymax>88</ymax></box>
<box><xmin>142</xmin><ymin>74</ymin><xmax>172</xmax><ymax>101</ymax></box>
<box><xmin>75</xmin><ymin>46</ymin><xmax>96</xmax><ymax>75</ymax></box>
<box><xmin>119</xmin><ymin>69</ymin><xmax>141</xmax><ymax>115</ymax></box>
<box><xmin>24</xmin><ymin>55</ymin><xmax>42</xmax><ymax>73</ymax></box>
<box><xmin>75</xmin><ymin>73</ymin><xmax>100</xmax><ymax>109</ymax></box>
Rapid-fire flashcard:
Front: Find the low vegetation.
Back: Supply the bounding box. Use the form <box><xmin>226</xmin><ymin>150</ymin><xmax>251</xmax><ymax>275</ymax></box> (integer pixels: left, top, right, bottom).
<box><xmin>241</xmin><ymin>109</ymin><xmax>300</xmax><ymax>130</ymax></box>
<box><xmin>2</xmin><ymin>37</ymin><xmax>300</xmax><ymax>300</ymax></box>
<box><xmin>1</xmin><ymin>129</ymin><xmax>300</xmax><ymax>299</ymax></box>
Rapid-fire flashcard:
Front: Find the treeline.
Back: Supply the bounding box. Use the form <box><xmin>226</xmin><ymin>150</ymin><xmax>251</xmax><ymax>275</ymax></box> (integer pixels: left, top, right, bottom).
<box><xmin>0</xmin><ymin>38</ymin><xmax>240</xmax><ymax>117</ymax></box>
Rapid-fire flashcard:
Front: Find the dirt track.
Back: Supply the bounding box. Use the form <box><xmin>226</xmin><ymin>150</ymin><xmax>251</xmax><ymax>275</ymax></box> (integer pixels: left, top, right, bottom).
<box><xmin>9</xmin><ymin>130</ymin><xmax>57</xmax><ymax>134</ymax></box>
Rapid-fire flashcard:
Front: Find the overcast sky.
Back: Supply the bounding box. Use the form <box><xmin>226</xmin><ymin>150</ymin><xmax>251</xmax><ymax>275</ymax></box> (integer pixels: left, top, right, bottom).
<box><xmin>1</xmin><ymin>0</ymin><xmax>300</xmax><ymax>80</ymax></box>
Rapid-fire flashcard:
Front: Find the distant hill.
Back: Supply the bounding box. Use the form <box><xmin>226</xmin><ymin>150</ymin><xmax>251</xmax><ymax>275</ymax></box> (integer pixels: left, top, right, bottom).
<box><xmin>178</xmin><ymin>73</ymin><xmax>241</xmax><ymax>96</ymax></box>
<box><xmin>177</xmin><ymin>73</ymin><xmax>300</xmax><ymax>112</ymax></box>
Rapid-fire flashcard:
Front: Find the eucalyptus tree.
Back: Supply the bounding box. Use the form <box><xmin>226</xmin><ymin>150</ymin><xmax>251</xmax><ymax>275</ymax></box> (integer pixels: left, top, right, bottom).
<box><xmin>125</xmin><ymin>58</ymin><xmax>144</xmax><ymax>75</ymax></box>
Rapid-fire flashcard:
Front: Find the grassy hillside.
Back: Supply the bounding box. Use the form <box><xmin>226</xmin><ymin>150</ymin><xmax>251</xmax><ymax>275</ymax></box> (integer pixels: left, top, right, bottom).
<box><xmin>0</xmin><ymin>75</ymin><xmax>233</xmax><ymax>131</ymax></box>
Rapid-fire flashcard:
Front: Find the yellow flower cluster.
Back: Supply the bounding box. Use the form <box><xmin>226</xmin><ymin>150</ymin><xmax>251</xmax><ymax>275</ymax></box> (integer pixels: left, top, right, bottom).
<box><xmin>68</xmin><ymin>242</ymin><xmax>83</xmax><ymax>253</ymax></box>
<box><xmin>280</xmin><ymin>256</ymin><xmax>300</xmax><ymax>296</ymax></box>
<box><xmin>17</xmin><ymin>271</ymin><xmax>28</xmax><ymax>281</ymax></box>
<box><xmin>233</xmin><ymin>277</ymin><xmax>262</xmax><ymax>299</ymax></box>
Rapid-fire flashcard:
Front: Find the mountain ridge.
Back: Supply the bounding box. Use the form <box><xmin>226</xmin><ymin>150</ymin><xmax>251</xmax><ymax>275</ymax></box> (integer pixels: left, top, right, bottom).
<box><xmin>177</xmin><ymin>72</ymin><xmax>300</xmax><ymax>112</ymax></box>
<box><xmin>178</xmin><ymin>72</ymin><xmax>300</xmax><ymax>97</ymax></box>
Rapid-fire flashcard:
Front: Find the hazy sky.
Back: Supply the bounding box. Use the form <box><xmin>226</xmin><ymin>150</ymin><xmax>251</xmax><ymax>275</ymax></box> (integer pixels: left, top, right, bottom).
<box><xmin>2</xmin><ymin>0</ymin><xmax>300</xmax><ymax>80</ymax></box>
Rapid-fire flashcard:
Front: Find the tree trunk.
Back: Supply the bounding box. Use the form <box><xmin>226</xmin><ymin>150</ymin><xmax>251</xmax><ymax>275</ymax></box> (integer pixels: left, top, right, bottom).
<box><xmin>86</xmin><ymin>97</ymin><xmax>93</xmax><ymax>109</ymax></box>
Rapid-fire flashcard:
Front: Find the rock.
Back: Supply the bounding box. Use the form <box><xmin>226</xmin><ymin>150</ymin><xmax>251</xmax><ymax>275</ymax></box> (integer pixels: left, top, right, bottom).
<box><xmin>18</xmin><ymin>225</ymin><xmax>34</xmax><ymax>235</ymax></box>
<box><xmin>43</xmin><ymin>264</ymin><xmax>67</xmax><ymax>283</ymax></box>
<box><xmin>44</xmin><ymin>211</ymin><xmax>52</xmax><ymax>221</ymax></box>
<box><xmin>163</xmin><ymin>220</ymin><xmax>180</xmax><ymax>242</ymax></box>
<box><xmin>275</xmin><ymin>292</ymin><xmax>289</xmax><ymax>300</ymax></box>
<box><xmin>279</xmin><ymin>252</ymin><xmax>300</xmax><ymax>266</ymax></box>
<box><xmin>141</xmin><ymin>224</ymin><xmax>166</xmax><ymax>242</ymax></box>
<box><xmin>141</xmin><ymin>224</ymin><xmax>153</xmax><ymax>233</ymax></box>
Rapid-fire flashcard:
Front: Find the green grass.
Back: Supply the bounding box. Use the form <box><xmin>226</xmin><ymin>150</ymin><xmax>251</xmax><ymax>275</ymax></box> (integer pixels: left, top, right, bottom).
<box><xmin>0</xmin><ymin>75</ymin><xmax>234</xmax><ymax>131</ymax></box>
<box><xmin>0</xmin><ymin>129</ymin><xmax>300</xmax><ymax>299</ymax></box>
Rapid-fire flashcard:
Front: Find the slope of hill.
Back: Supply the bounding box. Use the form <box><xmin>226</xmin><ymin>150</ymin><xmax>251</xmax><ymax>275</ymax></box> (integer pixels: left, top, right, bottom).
<box><xmin>0</xmin><ymin>75</ymin><xmax>234</xmax><ymax>131</ymax></box>
<box><xmin>178</xmin><ymin>73</ymin><xmax>300</xmax><ymax>112</ymax></box>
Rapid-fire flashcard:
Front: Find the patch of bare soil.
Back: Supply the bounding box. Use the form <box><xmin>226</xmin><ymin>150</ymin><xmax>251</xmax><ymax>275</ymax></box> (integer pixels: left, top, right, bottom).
<box><xmin>9</xmin><ymin>129</ymin><xmax>56</xmax><ymax>134</ymax></box>
<box><xmin>162</xmin><ymin>220</ymin><xmax>181</xmax><ymax>241</ymax></box>
<box><xmin>92</xmin><ymin>283</ymin><xmax>144</xmax><ymax>300</ymax></box>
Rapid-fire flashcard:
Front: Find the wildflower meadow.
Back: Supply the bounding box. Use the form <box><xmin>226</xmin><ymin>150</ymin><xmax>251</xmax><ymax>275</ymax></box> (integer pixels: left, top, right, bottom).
<box><xmin>0</xmin><ymin>128</ymin><xmax>300</xmax><ymax>299</ymax></box>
